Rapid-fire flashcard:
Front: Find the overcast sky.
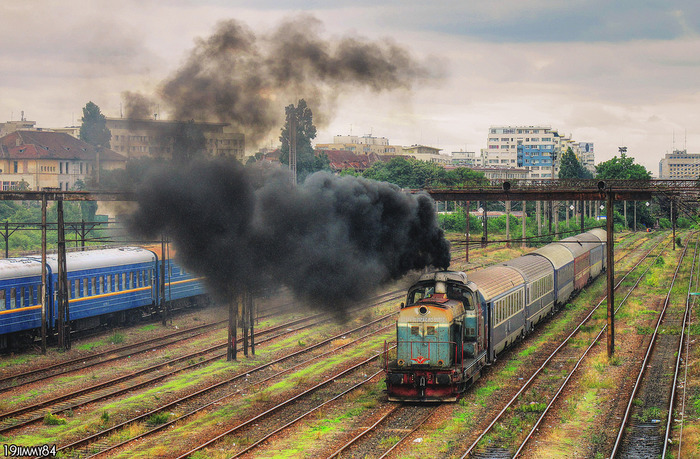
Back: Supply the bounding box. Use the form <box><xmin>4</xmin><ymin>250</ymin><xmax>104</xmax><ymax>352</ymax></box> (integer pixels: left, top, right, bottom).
<box><xmin>2</xmin><ymin>1</ymin><xmax>699</xmax><ymax>175</ymax></box>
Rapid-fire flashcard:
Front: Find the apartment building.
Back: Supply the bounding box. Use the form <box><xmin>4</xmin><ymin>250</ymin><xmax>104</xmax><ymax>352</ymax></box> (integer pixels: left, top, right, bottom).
<box><xmin>659</xmin><ymin>149</ymin><xmax>700</xmax><ymax>179</ymax></box>
<box><xmin>484</xmin><ymin>126</ymin><xmax>593</xmax><ymax>178</ymax></box>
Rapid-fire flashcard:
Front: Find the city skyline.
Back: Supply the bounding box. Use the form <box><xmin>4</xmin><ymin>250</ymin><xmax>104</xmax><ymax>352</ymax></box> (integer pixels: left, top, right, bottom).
<box><xmin>1</xmin><ymin>1</ymin><xmax>698</xmax><ymax>175</ymax></box>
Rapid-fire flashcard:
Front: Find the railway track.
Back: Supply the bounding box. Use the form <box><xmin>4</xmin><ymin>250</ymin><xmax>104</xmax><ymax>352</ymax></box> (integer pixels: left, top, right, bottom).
<box><xmin>327</xmin><ymin>404</ymin><xmax>437</xmax><ymax>458</ymax></box>
<box><xmin>458</xmin><ymin>232</ymin><xmax>673</xmax><ymax>457</ymax></box>
<box><xmin>610</xmin><ymin>232</ymin><xmax>698</xmax><ymax>458</ymax></box>
<box><xmin>58</xmin><ymin>320</ymin><xmax>397</xmax><ymax>457</ymax></box>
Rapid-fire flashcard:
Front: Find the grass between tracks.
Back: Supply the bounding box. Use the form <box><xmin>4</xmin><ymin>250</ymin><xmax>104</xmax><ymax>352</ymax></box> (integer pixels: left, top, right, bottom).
<box><xmin>112</xmin><ymin>331</ymin><xmax>392</xmax><ymax>458</ymax></box>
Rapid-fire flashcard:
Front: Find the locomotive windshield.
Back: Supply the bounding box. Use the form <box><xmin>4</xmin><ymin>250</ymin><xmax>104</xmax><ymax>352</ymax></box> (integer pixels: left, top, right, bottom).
<box><xmin>407</xmin><ymin>281</ymin><xmax>474</xmax><ymax>310</ymax></box>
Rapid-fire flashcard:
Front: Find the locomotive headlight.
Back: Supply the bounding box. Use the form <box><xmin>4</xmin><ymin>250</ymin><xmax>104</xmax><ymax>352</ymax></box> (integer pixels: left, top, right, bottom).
<box><xmin>437</xmin><ymin>359</ymin><xmax>445</xmax><ymax>367</ymax></box>
<box><xmin>397</xmin><ymin>359</ymin><xmax>405</xmax><ymax>367</ymax></box>
<box><xmin>419</xmin><ymin>306</ymin><xmax>428</xmax><ymax>315</ymax></box>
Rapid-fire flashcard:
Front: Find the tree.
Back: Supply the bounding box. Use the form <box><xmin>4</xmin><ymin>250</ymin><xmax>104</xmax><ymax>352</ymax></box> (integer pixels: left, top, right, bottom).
<box><xmin>558</xmin><ymin>147</ymin><xmax>593</xmax><ymax>179</ymax></box>
<box><xmin>595</xmin><ymin>152</ymin><xmax>651</xmax><ymax>181</ymax></box>
<box><xmin>596</xmin><ymin>152</ymin><xmax>653</xmax><ymax>228</ymax></box>
<box><xmin>79</xmin><ymin>101</ymin><xmax>111</xmax><ymax>148</ymax></box>
<box><xmin>362</xmin><ymin>157</ymin><xmax>486</xmax><ymax>189</ymax></box>
<box><xmin>279</xmin><ymin>99</ymin><xmax>327</xmax><ymax>181</ymax></box>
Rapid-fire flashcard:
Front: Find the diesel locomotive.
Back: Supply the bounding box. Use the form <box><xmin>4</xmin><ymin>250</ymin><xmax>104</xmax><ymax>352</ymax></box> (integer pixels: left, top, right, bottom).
<box><xmin>385</xmin><ymin>228</ymin><xmax>606</xmax><ymax>402</ymax></box>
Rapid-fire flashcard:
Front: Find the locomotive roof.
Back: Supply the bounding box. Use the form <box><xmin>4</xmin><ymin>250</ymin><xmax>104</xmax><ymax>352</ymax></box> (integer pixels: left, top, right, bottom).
<box><xmin>44</xmin><ymin>247</ymin><xmax>156</xmax><ymax>271</ymax></box>
<box><xmin>414</xmin><ymin>271</ymin><xmax>468</xmax><ymax>285</ymax></box>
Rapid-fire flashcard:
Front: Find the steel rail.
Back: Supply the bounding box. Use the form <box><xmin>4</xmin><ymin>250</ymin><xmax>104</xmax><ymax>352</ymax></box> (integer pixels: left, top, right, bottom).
<box><xmin>676</xmin><ymin>234</ymin><xmax>700</xmax><ymax>457</ymax></box>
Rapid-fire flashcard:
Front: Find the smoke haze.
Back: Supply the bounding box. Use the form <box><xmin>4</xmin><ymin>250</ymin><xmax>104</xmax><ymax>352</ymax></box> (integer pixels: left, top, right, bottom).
<box><xmin>124</xmin><ymin>15</ymin><xmax>439</xmax><ymax>146</ymax></box>
<box><xmin>127</xmin><ymin>160</ymin><xmax>450</xmax><ymax>313</ymax></box>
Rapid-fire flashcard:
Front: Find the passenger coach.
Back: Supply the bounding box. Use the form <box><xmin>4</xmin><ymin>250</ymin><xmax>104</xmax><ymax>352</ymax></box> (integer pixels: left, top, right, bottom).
<box><xmin>0</xmin><ymin>247</ymin><xmax>206</xmax><ymax>349</ymax></box>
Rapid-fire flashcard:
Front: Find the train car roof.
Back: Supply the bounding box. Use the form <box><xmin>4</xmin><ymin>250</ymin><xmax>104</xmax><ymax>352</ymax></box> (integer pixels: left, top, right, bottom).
<box><xmin>0</xmin><ymin>257</ymin><xmax>43</xmax><ymax>279</ymax></box>
<box><xmin>555</xmin><ymin>237</ymin><xmax>589</xmax><ymax>258</ymax></box>
<box><xmin>586</xmin><ymin>228</ymin><xmax>607</xmax><ymax>243</ymax></box>
<box><xmin>44</xmin><ymin>247</ymin><xmax>156</xmax><ymax>271</ymax></box>
<box><xmin>502</xmin><ymin>254</ymin><xmax>553</xmax><ymax>282</ymax></box>
<box><xmin>467</xmin><ymin>266</ymin><xmax>524</xmax><ymax>302</ymax></box>
<box><xmin>527</xmin><ymin>244</ymin><xmax>574</xmax><ymax>269</ymax></box>
<box><xmin>575</xmin><ymin>233</ymin><xmax>603</xmax><ymax>247</ymax></box>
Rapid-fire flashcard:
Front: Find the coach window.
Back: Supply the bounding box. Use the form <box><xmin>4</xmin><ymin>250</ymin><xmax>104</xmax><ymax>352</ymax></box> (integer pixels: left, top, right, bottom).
<box><xmin>10</xmin><ymin>288</ymin><xmax>16</xmax><ymax>309</ymax></box>
<box><xmin>83</xmin><ymin>278</ymin><xmax>88</xmax><ymax>297</ymax></box>
<box><xmin>91</xmin><ymin>277</ymin><xmax>96</xmax><ymax>295</ymax></box>
<box><xmin>128</xmin><ymin>272</ymin><xmax>133</xmax><ymax>289</ymax></box>
<box><xmin>0</xmin><ymin>289</ymin><xmax>5</xmax><ymax>310</ymax></box>
<box><xmin>19</xmin><ymin>287</ymin><xmax>25</xmax><ymax>307</ymax></box>
<box><xmin>98</xmin><ymin>276</ymin><xmax>103</xmax><ymax>294</ymax></box>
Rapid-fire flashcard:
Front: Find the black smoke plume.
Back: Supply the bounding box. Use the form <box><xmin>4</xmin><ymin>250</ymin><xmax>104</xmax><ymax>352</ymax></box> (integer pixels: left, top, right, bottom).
<box><xmin>125</xmin><ymin>15</ymin><xmax>439</xmax><ymax>145</ymax></box>
<box><xmin>127</xmin><ymin>160</ymin><xmax>450</xmax><ymax>313</ymax></box>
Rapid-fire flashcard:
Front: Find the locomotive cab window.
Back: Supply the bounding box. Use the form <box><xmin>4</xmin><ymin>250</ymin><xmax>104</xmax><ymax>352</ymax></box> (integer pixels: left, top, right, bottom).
<box><xmin>407</xmin><ymin>284</ymin><xmax>435</xmax><ymax>305</ymax></box>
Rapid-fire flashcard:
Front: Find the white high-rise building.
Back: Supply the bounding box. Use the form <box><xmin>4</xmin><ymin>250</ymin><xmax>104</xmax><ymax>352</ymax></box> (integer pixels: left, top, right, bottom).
<box><xmin>484</xmin><ymin>126</ymin><xmax>593</xmax><ymax>178</ymax></box>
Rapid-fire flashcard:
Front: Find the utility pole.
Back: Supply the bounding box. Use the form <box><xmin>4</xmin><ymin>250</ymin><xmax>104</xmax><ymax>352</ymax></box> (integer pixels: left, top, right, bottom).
<box><xmin>57</xmin><ymin>198</ymin><xmax>70</xmax><ymax>350</ymax></box>
<box><xmin>227</xmin><ymin>294</ymin><xmax>238</xmax><ymax>361</ymax></box>
<box><xmin>160</xmin><ymin>236</ymin><xmax>167</xmax><ymax>325</ymax></box>
<box><xmin>465</xmin><ymin>201</ymin><xmax>470</xmax><ymax>263</ymax></box>
<box><xmin>40</xmin><ymin>191</ymin><xmax>47</xmax><ymax>355</ymax></box>
<box><xmin>521</xmin><ymin>201</ymin><xmax>526</xmax><ymax>248</ymax></box>
<box><xmin>606</xmin><ymin>193</ymin><xmax>615</xmax><ymax>357</ymax></box>
<box><xmin>505</xmin><ymin>201</ymin><xmax>510</xmax><ymax>248</ymax></box>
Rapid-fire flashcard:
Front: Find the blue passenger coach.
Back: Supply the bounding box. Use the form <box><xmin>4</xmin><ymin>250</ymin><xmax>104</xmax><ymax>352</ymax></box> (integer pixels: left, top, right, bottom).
<box><xmin>0</xmin><ymin>247</ymin><xmax>207</xmax><ymax>349</ymax></box>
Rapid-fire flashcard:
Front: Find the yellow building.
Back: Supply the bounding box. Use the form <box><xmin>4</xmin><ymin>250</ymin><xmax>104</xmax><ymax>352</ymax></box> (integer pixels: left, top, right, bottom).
<box><xmin>0</xmin><ymin>130</ymin><xmax>126</xmax><ymax>191</ymax></box>
<box><xmin>106</xmin><ymin>118</ymin><xmax>245</xmax><ymax>161</ymax></box>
